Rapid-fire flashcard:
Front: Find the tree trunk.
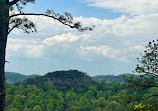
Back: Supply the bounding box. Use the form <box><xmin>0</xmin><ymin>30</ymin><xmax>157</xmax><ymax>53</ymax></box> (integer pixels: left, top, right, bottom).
<box><xmin>0</xmin><ymin>0</ymin><xmax>9</xmax><ymax>111</ymax></box>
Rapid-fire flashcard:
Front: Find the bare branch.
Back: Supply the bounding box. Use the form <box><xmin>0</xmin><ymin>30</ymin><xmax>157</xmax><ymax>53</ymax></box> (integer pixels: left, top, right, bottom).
<box><xmin>9</xmin><ymin>0</ymin><xmax>20</xmax><ymax>6</ymax></box>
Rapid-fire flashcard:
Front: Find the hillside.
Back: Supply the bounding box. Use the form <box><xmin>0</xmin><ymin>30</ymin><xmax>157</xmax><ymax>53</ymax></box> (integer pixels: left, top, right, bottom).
<box><xmin>21</xmin><ymin>70</ymin><xmax>92</xmax><ymax>90</ymax></box>
<box><xmin>5</xmin><ymin>72</ymin><xmax>38</xmax><ymax>84</ymax></box>
<box><xmin>5</xmin><ymin>71</ymin><xmax>157</xmax><ymax>111</ymax></box>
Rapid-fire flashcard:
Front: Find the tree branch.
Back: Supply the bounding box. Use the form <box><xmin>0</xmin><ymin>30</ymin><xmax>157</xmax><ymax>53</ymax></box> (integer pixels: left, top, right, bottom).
<box><xmin>9</xmin><ymin>13</ymin><xmax>93</xmax><ymax>31</ymax></box>
<box><xmin>9</xmin><ymin>0</ymin><xmax>20</xmax><ymax>6</ymax></box>
<box><xmin>9</xmin><ymin>13</ymin><xmax>75</xmax><ymax>28</ymax></box>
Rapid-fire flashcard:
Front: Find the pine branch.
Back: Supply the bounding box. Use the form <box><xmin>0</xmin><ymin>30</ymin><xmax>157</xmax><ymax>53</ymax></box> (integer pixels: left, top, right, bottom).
<box><xmin>9</xmin><ymin>13</ymin><xmax>93</xmax><ymax>31</ymax></box>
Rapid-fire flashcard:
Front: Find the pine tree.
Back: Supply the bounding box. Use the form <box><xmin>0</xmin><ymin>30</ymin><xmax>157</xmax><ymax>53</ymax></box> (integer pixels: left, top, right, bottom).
<box><xmin>124</xmin><ymin>39</ymin><xmax>158</xmax><ymax>110</ymax></box>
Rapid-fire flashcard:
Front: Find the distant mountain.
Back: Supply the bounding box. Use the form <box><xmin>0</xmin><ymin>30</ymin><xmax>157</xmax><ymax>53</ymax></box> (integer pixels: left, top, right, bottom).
<box><xmin>93</xmin><ymin>74</ymin><xmax>138</xmax><ymax>83</ymax></box>
<box><xmin>20</xmin><ymin>70</ymin><xmax>92</xmax><ymax>90</ymax></box>
<box><xmin>5</xmin><ymin>72</ymin><xmax>39</xmax><ymax>84</ymax></box>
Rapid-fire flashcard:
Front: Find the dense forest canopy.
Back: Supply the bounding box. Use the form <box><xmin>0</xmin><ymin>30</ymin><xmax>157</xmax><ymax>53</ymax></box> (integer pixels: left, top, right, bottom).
<box><xmin>4</xmin><ymin>70</ymin><xmax>158</xmax><ymax>111</ymax></box>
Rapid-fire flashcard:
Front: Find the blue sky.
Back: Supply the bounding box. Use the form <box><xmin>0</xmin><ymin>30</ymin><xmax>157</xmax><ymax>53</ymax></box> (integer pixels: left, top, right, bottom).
<box><xmin>25</xmin><ymin>0</ymin><xmax>123</xmax><ymax>19</ymax></box>
<box><xmin>7</xmin><ymin>0</ymin><xmax>158</xmax><ymax>76</ymax></box>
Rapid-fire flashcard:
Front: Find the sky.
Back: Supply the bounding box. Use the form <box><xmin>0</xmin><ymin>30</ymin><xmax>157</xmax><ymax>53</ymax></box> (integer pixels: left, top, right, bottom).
<box><xmin>6</xmin><ymin>0</ymin><xmax>158</xmax><ymax>76</ymax></box>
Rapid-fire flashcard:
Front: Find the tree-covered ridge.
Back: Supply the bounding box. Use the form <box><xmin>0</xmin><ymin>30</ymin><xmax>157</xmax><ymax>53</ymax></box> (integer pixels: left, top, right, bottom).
<box><xmin>4</xmin><ymin>70</ymin><xmax>158</xmax><ymax>111</ymax></box>
<box><xmin>5</xmin><ymin>72</ymin><xmax>38</xmax><ymax>84</ymax></box>
<box><xmin>19</xmin><ymin>70</ymin><xmax>92</xmax><ymax>91</ymax></box>
<box><xmin>46</xmin><ymin>70</ymin><xmax>89</xmax><ymax>78</ymax></box>
<box><xmin>6</xmin><ymin>70</ymin><xmax>139</xmax><ymax>84</ymax></box>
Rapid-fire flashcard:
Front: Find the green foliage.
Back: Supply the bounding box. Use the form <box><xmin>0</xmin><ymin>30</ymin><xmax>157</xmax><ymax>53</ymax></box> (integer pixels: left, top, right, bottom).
<box><xmin>20</xmin><ymin>70</ymin><xmax>92</xmax><ymax>91</ymax></box>
<box><xmin>123</xmin><ymin>39</ymin><xmax>158</xmax><ymax>110</ymax></box>
<box><xmin>5</xmin><ymin>70</ymin><xmax>158</xmax><ymax>110</ymax></box>
<box><xmin>6</xmin><ymin>80</ymin><xmax>124</xmax><ymax>111</ymax></box>
<box><xmin>135</xmin><ymin>40</ymin><xmax>158</xmax><ymax>77</ymax></box>
<box><xmin>5</xmin><ymin>76</ymin><xmax>158</xmax><ymax>110</ymax></box>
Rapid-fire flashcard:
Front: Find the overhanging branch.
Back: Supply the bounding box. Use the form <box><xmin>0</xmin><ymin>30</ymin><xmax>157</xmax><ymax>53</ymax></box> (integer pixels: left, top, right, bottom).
<box><xmin>9</xmin><ymin>13</ymin><xmax>93</xmax><ymax>31</ymax></box>
<box><xmin>9</xmin><ymin>0</ymin><xmax>20</xmax><ymax>6</ymax></box>
<box><xmin>9</xmin><ymin>13</ymin><xmax>75</xmax><ymax>28</ymax></box>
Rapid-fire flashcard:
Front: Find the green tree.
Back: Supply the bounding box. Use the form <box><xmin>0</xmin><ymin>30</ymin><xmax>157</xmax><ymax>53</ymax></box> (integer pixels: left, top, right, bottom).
<box><xmin>106</xmin><ymin>101</ymin><xmax>119</xmax><ymax>111</ymax></box>
<box><xmin>33</xmin><ymin>105</ymin><xmax>42</xmax><ymax>111</ymax></box>
<box><xmin>124</xmin><ymin>39</ymin><xmax>158</xmax><ymax>110</ymax></box>
<box><xmin>46</xmin><ymin>102</ymin><xmax>54</xmax><ymax>111</ymax></box>
<box><xmin>0</xmin><ymin>0</ymin><xmax>93</xmax><ymax>110</ymax></box>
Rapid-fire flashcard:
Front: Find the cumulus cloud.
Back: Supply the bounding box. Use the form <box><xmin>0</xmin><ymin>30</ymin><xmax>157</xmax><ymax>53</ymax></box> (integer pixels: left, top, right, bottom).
<box><xmin>43</xmin><ymin>33</ymin><xmax>86</xmax><ymax>45</ymax></box>
<box><xmin>75</xmin><ymin>14</ymin><xmax>158</xmax><ymax>37</ymax></box>
<box><xmin>7</xmin><ymin>39</ymin><xmax>44</xmax><ymax>58</ymax></box>
<box><xmin>7</xmin><ymin>33</ymin><xmax>85</xmax><ymax>58</ymax></box>
<box><xmin>7</xmin><ymin>32</ymin><xmax>145</xmax><ymax>62</ymax></box>
<box><xmin>8</xmin><ymin>10</ymin><xmax>158</xmax><ymax>65</ymax></box>
<box><xmin>78</xmin><ymin>46</ymin><xmax>120</xmax><ymax>60</ymax></box>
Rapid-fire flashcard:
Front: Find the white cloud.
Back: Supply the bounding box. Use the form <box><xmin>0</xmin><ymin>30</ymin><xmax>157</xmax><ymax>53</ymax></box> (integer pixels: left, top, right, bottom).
<box><xmin>79</xmin><ymin>46</ymin><xmax>120</xmax><ymax>59</ymax></box>
<box><xmin>7</xmin><ymin>32</ymin><xmax>145</xmax><ymax>62</ymax></box>
<box><xmin>43</xmin><ymin>33</ymin><xmax>86</xmax><ymax>46</ymax></box>
<box><xmin>75</xmin><ymin>14</ymin><xmax>158</xmax><ymax>37</ymax></box>
<box><xmin>7</xmin><ymin>39</ymin><xmax>44</xmax><ymax>58</ymax></box>
<box><xmin>85</xmin><ymin>0</ymin><xmax>158</xmax><ymax>15</ymax></box>
<box><xmin>7</xmin><ymin>33</ymin><xmax>87</xmax><ymax>58</ymax></box>
<box><xmin>8</xmin><ymin>7</ymin><xmax>158</xmax><ymax>66</ymax></box>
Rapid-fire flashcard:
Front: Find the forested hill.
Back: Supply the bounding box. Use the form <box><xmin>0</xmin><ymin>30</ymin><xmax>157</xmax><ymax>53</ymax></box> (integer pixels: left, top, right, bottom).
<box><xmin>20</xmin><ymin>70</ymin><xmax>92</xmax><ymax>90</ymax></box>
<box><xmin>6</xmin><ymin>71</ymin><xmax>137</xmax><ymax>84</ymax></box>
<box><xmin>5</xmin><ymin>70</ymin><xmax>158</xmax><ymax>111</ymax></box>
<box><xmin>5</xmin><ymin>72</ymin><xmax>38</xmax><ymax>84</ymax></box>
